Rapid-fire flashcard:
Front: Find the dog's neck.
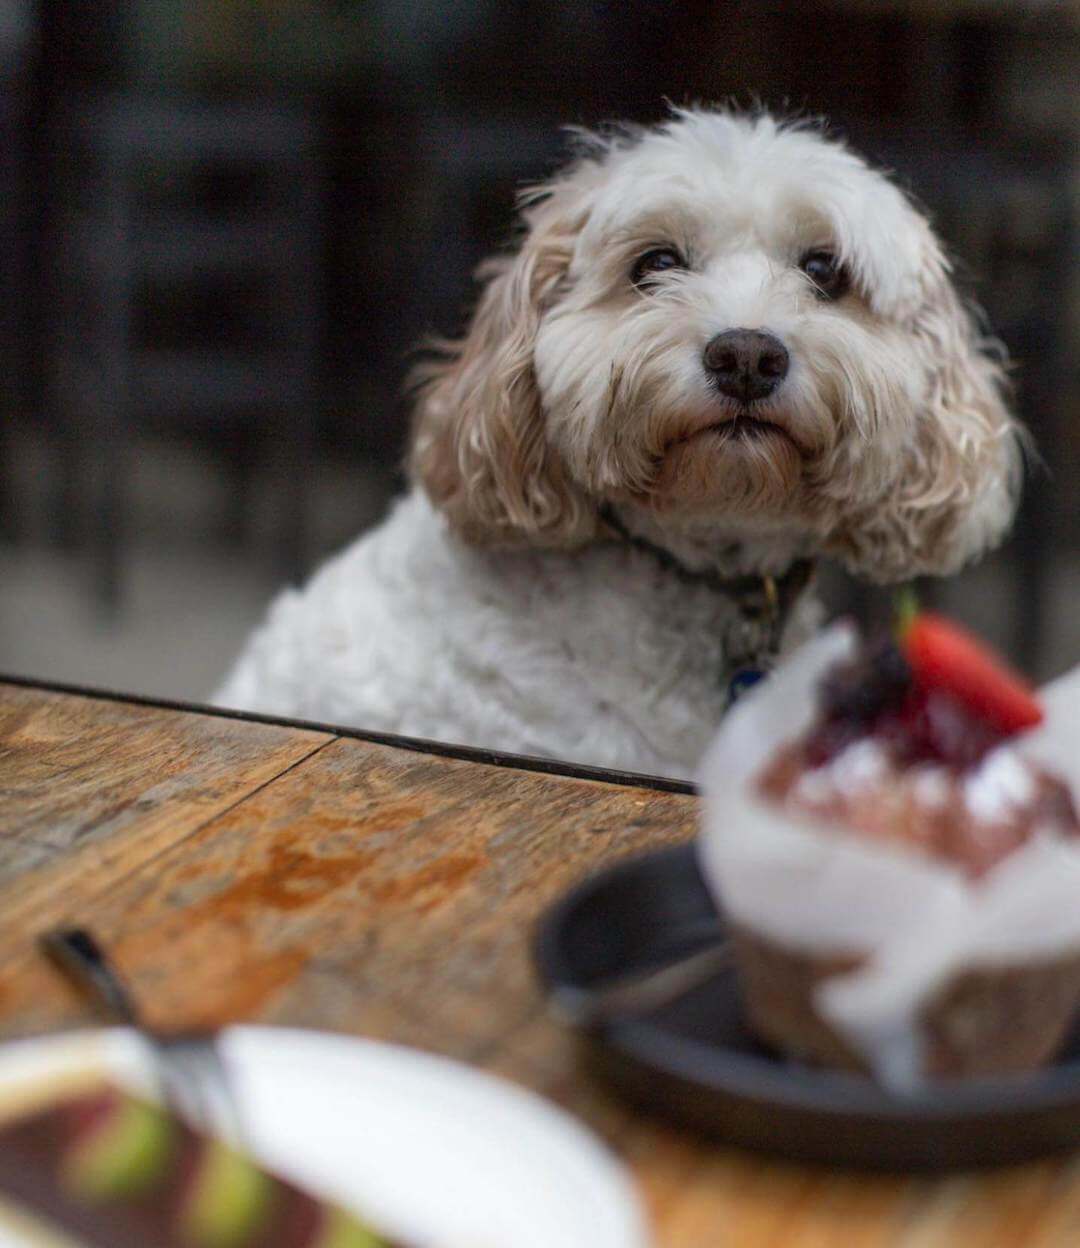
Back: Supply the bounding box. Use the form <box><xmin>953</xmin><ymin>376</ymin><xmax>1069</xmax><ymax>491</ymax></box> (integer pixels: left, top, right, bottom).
<box><xmin>597</xmin><ymin>501</ymin><xmax>816</xmax><ymax>674</ymax></box>
<box><xmin>602</xmin><ymin>501</ymin><xmax>812</xmax><ymax>579</ymax></box>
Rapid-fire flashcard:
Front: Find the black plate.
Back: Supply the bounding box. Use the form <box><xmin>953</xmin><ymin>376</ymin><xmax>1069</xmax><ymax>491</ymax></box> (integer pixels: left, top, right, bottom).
<box><xmin>534</xmin><ymin>843</ymin><xmax>1080</xmax><ymax>1170</ymax></box>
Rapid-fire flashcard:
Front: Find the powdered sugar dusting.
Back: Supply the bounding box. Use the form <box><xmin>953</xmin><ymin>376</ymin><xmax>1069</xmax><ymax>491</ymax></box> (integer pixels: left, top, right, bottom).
<box><xmin>827</xmin><ymin>739</ymin><xmax>889</xmax><ymax>797</ymax></box>
<box><xmin>964</xmin><ymin>747</ymin><xmax>1036</xmax><ymax>823</ymax></box>
<box><xmin>792</xmin><ymin>766</ymin><xmax>835</xmax><ymax>808</ymax></box>
<box><xmin>791</xmin><ymin>738</ymin><xmax>889</xmax><ymax>809</ymax></box>
<box><xmin>911</xmin><ymin>766</ymin><xmax>951</xmax><ymax>810</ymax></box>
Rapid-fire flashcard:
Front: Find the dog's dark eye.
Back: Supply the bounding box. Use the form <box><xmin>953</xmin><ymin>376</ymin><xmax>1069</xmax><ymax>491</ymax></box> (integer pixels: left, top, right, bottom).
<box><xmin>631</xmin><ymin>247</ymin><xmax>685</xmax><ymax>288</ymax></box>
<box><xmin>799</xmin><ymin>249</ymin><xmax>850</xmax><ymax>300</ymax></box>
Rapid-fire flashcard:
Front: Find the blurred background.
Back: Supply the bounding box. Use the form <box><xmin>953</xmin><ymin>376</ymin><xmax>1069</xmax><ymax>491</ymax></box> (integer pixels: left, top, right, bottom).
<box><xmin>0</xmin><ymin>0</ymin><xmax>1077</xmax><ymax>704</ymax></box>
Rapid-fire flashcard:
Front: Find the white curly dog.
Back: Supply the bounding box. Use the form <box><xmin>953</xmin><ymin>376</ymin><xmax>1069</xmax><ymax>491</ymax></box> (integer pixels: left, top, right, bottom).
<box><xmin>215</xmin><ymin>108</ymin><xmax>1020</xmax><ymax>780</ymax></box>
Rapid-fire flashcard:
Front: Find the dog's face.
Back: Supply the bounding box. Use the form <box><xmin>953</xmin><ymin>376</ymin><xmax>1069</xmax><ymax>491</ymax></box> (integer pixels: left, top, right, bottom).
<box><xmin>411</xmin><ymin>110</ymin><xmax>1020</xmax><ymax>582</ymax></box>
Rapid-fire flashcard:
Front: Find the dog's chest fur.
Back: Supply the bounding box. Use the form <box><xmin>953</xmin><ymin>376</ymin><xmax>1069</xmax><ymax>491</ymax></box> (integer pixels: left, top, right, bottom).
<box><xmin>215</xmin><ymin>492</ymin><xmax>819</xmax><ymax>780</ymax></box>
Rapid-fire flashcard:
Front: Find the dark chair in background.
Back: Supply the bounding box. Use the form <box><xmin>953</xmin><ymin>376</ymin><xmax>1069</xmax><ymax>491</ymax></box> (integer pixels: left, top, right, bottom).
<box><xmin>44</xmin><ymin>94</ymin><xmax>323</xmax><ymax>609</ymax></box>
<box><xmin>405</xmin><ymin>111</ymin><xmax>566</xmax><ymax>350</ymax></box>
<box><xmin>983</xmin><ymin>159</ymin><xmax>1076</xmax><ymax>672</ymax></box>
<box><xmin>0</xmin><ymin>82</ymin><xmax>20</xmax><ymax>542</ymax></box>
<box><xmin>0</xmin><ymin>0</ymin><xmax>33</xmax><ymax>540</ymax></box>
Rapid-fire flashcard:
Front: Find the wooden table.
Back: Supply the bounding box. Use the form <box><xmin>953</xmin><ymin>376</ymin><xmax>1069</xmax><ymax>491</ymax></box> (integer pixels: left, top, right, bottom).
<box><xmin>2</xmin><ymin>678</ymin><xmax>1079</xmax><ymax>1247</ymax></box>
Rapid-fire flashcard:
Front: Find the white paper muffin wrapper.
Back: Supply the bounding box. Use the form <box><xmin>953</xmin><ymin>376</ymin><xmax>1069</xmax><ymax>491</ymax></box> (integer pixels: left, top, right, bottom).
<box><xmin>696</xmin><ymin>623</ymin><xmax>1080</xmax><ymax>1090</ymax></box>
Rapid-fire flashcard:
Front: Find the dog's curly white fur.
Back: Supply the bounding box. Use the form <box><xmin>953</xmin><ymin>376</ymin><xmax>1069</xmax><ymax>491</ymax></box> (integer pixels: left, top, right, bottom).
<box><xmin>216</xmin><ymin>108</ymin><xmax>1021</xmax><ymax>779</ymax></box>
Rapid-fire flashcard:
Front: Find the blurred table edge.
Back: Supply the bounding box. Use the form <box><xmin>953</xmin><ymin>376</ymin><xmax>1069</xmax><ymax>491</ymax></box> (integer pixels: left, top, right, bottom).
<box><xmin>0</xmin><ymin>669</ymin><xmax>696</xmax><ymax>796</ymax></box>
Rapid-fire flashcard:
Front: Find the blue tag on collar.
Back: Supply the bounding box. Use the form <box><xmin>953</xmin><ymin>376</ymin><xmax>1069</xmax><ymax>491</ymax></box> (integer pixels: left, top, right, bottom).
<box><xmin>728</xmin><ymin>666</ymin><xmax>766</xmax><ymax>704</ymax></box>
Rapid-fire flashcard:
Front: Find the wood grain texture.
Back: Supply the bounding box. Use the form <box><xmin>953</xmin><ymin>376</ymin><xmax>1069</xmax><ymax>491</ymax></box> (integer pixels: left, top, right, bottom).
<box><xmin>0</xmin><ymin>683</ymin><xmax>332</xmax><ymax>945</ymax></box>
<box><xmin>0</xmin><ymin>734</ymin><xmax>695</xmax><ymax>1039</ymax></box>
<box><xmin>1</xmin><ymin>683</ymin><xmax>1079</xmax><ymax>1247</ymax></box>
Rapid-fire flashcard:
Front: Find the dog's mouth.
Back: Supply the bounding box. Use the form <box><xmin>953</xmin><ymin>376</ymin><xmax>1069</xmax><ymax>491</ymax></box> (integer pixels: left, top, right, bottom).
<box><xmin>666</xmin><ymin>412</ymin><xmax>805</xmax><ymax>456</ymax></box>
<box><xmin>715</xmin><ymin>416</ymin><xmax>791</xmax><ymax>443</ymax></box>
<box><xmin>633</xmin><ymin>404</ymin><xmax>810</xmax><ymax>511</ymax></box>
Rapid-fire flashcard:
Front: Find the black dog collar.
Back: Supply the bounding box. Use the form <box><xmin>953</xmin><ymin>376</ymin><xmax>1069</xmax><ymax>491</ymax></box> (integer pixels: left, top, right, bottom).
<box><xmin>598</xmin><ymin>502</ymin><xmax>815</xmax><ymax>680</ymax></box>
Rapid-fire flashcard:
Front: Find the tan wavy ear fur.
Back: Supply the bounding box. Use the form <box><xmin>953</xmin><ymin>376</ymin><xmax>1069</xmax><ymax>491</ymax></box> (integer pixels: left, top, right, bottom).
<box><xmin>827</xmin><ymin>279</ymin><xmax>1022</xmax><ymax>583</ymax></box>
<box><xmin>408</xmin><ymin>178</ymin><xmax>597</xmax><ymax>546</ymax></box>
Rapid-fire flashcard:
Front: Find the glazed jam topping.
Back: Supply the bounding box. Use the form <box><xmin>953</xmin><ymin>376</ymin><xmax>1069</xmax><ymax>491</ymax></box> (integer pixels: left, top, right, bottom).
<box><xmin>807</xmin><ymin>636</ymin><xmax>1006</xmax><ymax>770</ymax></box>
<box><xmin>759</xmin><ymin>636</ymin><xmax>1079</xmax><ymax>878</ymax></box>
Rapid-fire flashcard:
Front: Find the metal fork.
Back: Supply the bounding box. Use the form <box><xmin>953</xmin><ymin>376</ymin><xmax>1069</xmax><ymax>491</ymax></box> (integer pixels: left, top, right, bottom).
<box><xmin>548</xmin><ymin>939</ymin><xmax>734</xmax><ymax>1029</ymax></box>
<box><xmin>39</xmin><ymin>927</ymin><xmax>244</xmax><ymax>1145</ymax></box>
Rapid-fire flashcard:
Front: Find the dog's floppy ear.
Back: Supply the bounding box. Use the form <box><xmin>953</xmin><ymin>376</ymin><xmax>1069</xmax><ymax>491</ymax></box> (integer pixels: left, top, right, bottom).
<box><xmin>408</xmin><ymin>175</ymin><xmax>597</xmax><ymax>546</ymax></box>
<box><xmin>829</xmin><ymin>265</ymin><xmax>1023</xmax><ymax>584</ymax></box>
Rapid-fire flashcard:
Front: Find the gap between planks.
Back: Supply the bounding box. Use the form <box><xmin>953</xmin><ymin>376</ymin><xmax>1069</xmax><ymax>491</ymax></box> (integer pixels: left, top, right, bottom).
<box><xmin>0</xmin><ymin>736</ymin><xmax>338</xmax><ymax>969</ymax></box>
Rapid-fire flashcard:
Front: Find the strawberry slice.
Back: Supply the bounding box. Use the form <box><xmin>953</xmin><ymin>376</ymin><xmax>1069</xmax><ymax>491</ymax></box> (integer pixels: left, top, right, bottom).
<box><xmin>901</xmin><ymin>611</ymin><xmax>1043</xmax><ymax>735</ymax></box>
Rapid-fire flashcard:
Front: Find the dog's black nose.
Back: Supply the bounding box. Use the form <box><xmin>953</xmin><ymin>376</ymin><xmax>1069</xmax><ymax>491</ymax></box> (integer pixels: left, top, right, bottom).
<box><xmin>703</xmin><ymin>329</ymin><xmax>789</xmax><ymax>402</ymax></box>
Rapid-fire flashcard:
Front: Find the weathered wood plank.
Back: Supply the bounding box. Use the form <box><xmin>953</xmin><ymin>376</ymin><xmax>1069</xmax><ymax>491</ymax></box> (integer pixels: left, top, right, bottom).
<box><xmin>0</xmin><ymin>735</ymin><xmax>696</xmax><ymax>1039</ymax></box>
<box><xmin>0</xmin><ymin>835</ymin><xmax>54</xmax><ymax>883</ymax></box>
<box><xmin>0</xmin><ymin>683</ymin><xmax>333</xmax><ymax>936</ymax></box>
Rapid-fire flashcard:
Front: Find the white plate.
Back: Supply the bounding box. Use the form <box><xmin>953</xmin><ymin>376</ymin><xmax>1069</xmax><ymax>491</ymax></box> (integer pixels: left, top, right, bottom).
<box><xmin>0</xmin><ymin>1027</ymin><xmax>650</xmax><ymax>1248</ymax></box>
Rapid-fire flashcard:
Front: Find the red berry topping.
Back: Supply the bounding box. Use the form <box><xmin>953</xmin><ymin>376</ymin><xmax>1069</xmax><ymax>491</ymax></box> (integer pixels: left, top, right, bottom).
<box><xmin>902</xmin><ymin>613</ymin><xmax>1043</xmax><ymax>736</ymax></box>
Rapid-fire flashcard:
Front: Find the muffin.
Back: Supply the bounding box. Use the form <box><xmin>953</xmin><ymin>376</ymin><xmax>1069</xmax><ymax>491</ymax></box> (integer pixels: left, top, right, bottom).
<box><xmin>697</xmin><ymin>615</ymin><xmax>1080</xmax><ymax>1089</ymax></box>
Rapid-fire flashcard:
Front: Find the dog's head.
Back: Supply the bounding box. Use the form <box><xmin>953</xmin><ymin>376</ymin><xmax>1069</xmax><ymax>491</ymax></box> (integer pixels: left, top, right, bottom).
<box><xmin>409</xmin><ymin>108</ymin><xmax>1021</xmax><ymax>582</ymax></box>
